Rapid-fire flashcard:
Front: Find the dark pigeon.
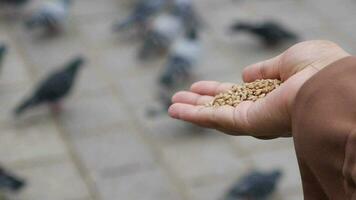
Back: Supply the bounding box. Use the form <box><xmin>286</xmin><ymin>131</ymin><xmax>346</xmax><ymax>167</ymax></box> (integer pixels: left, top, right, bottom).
<box><xmin>113</xmin><ymin>0</ymin><xmax>166</xmax><ymax>32</ymax></box>
<box><xmin>224</xmin><ymin>169</ymin><xmax>282</xmax><ymax>200</ymax></box>
<box><xmin>159</xmin><ymin>28</ymin><xmax>200</xmax><ymax>88</ymax></box>
<box><xmin>14</xmin><ymin>56</ymin><xmax>85</xmax><ymax>116</ymax></box>
<box><xmin>25</xmin><ymin>0</ymin><xmax>72</xmax><ymax>33</ymax></box>
<box><xmin>0</xmin><ymin>0</ymin><xmax>29</xmax><ymax>7</ymax></box>
<box><xmin>0</xmin><ymin>166</ymin><xmax>26</xmax><ymax>192</ymax></box>
<box><xmin>231</xmin><ymin>21</ymin><xmax>298</xmax><ymax>47</ymax></box>
<box><xmin>0</xmin><ymin>44</ymin><xmax>7</xmax><ymax>72</ymax></box>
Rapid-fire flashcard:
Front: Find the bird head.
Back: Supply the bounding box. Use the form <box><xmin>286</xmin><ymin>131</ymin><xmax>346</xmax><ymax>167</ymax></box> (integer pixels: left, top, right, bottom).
<box><xmin>230</xmin><ymin>22</ymin><xmax>254</xmax><ymax>32</ymax></box>
<box><xmin>270</xmin><ymin>169</ymin><xmax>283</xmax><ymax>181</ymax></box>
<box><xmin>66</xmin><ymin>56</ymin><xmax>85</xmax><ymax>74</ymax></box>
<box><xmin>186</xmin><ymin>28</ymin><xmax>198</xmax><ymax>40</ymax></box>
<box><xmin>0</xmin><ymin>44</ymin><xmax>7</xmax><ymax>56</ymax></box>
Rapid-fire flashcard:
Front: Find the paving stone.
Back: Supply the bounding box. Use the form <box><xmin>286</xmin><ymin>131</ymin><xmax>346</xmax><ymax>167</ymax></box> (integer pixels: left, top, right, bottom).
<box><xmin>58</xmin><ymin>89</ymin><xmax>129</xmax><ymax>136</ymax></box>
<box><xmin>0</xmin><ymin>86</ymin><xmax>31</xmax><ymax>123</ymax></box>
<box><xmin>0</xmin><ymin>120</ymin><xmax>67</xmax><ymax>165</ymax></box>
<box><xmin>11</xmin><ymin>27</ymin><xmax>110</xmax><ymax>96</ymax></box>
<box><xmin>0</xmin><ymin>27</ymin><xmax>30</xmax><ymax>87</ymax></box>
<box><xmin>76</xmin><ymin>13</ymin><xmax>124</xmax><ymax>49</ymax></box>
<box><xmin>115</xmin><ymin>72</ymin><xmax>164</xmax><ymax>106</ymax></box>
<box><xmin>72</xmin><ymin>0</ymin><xmax>120</xmax><ymax>17</ymax></box>
<box><xmin>72</xmin><ymin>125</ymin><xmax>155</xmax><ymax>179</ymax></box>
<box><xmin>231</xmin><ymin>136</ymin><xmax>294</xmax><ymax>153</ymax></box>
<box><xmin>96</xmin><ymin>167</ymin><xmax>182</xmax><ymax>200</ymax></box>
<box><xmin>195</xmin><ymin>33</ymin><xmax>259</xmax><ymax>76</ymax></box>
<box><xmin>249</xmin><ymin>148</ymin><xmax>302</xmax><ymax>193</ymax></box>
<box><xmin>139</xmin><ymin>108</ymin><xmax>216</xmax><ymax>146</ymax></box>
<box><xmin>13</xmin><ymin>159</ymin><xmax>90</xmax><ymax>200</ymax></box>
<box><xmin>278</xmin><ymin>186</ymin><xmax>304</xmax><ymax>200</ymax></box>
<box><xmin>97</xmin><ymin>43</ymin><xmax>152</xmax><ymax>79</ymax></box>
<box><xmin>162</xmin><ymin>136</ymin><xmax>249</xmax><ymax>183</ymax></box>
<box><xmin>188</xmin><ymin>174</ymin><xmax>241</xmax><ymax>200</ymax></box>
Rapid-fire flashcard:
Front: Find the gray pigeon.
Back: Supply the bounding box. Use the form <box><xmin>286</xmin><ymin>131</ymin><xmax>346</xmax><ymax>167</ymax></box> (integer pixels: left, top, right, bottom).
<box><xmin>138</xmin><ymin>12</ymin><xmax>183</xmax><ymax>60</ymax></box>
<box><xmin>159</xmin><ymin>28</ymin><xmax>200</xmax><ymax>88</ymax></box>
<box><xmin>113</xmin><ymin>0</ymin><xmax>166</xmax><ymax>32</ymax></box>
<box><xmin>25</xmin><ymin>0</ymin><xmax>72</xmax><ymax>34</ymax></box>
<box><xmin>171</xmin><ymin>0</ymin><xmax>201</xmax><ymax>31</ymax></box>
<box><xmin>224</xmin><ymin>169</ymin><xmax>282</xmax><ymax>200</ymax></box>
<box><xmin>14</xmin><ymin>56</ymin><xmax>85</xmax><ymax>116</ymax></box>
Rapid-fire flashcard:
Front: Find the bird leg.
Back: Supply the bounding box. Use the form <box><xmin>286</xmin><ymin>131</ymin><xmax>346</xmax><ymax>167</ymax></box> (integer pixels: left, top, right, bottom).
<box><xmin>49</xmin><ymin>102</ymin><xmax>62</xmax><ymax>115</ymax></box>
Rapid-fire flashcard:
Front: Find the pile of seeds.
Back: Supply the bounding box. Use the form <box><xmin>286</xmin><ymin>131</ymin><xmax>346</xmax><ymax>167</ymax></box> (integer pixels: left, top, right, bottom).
<box><xmin>206</xmin><ymin>79</ymin><xmax>282</xmax><ymax>107</ymax></box>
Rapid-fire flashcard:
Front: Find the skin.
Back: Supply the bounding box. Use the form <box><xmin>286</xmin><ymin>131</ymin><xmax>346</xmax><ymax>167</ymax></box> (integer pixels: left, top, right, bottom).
<box><xmin>168</xmin><ymin>40</ymin><xmax>350</xmax><ymax>139</ymax></box>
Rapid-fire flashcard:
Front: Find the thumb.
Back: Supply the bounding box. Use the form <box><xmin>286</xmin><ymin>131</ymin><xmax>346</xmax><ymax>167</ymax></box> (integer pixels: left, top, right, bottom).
<box><xmin>242</xmin><ymin>54</ymin><xmax>283</xmax><ymax>82</ymax></box>
<box><xmin>239</xmin><ymin>85</ymin><xmax>291</xmax><ymax>137</ymax></box>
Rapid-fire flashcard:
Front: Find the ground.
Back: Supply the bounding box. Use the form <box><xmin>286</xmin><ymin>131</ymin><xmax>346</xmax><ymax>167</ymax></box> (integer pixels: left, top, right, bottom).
<box><xmin>1</xmin><ymin>0</ymin><xmax>356</xmax><ymax>199</ymax></box>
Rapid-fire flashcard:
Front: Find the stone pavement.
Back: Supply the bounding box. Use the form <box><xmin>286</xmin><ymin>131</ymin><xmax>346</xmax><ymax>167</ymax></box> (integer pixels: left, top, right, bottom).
<box><xmin>1</xmin><ymin>0</ymin><xmax>356</xmax><ymax>199</ymax></box>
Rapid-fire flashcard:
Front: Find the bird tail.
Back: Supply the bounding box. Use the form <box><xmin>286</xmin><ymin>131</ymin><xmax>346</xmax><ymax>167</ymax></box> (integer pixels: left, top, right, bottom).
<box><xmin>25</xmin><ymin>14</ymin><xmax>43</xmax><ymax>29</ymax></box>
<box><xmin>230</xmin><ymin>22</ymin><xmax>254</xmax><ymax>32</ymax></box>
<box><xmin>112</xmin><ymin>15</ymin><xmax>138</xmax><ymax>32</ymax></box>
<box><xmin>283</xmin><ymin>30</ymin><xmax>299</xmax><ymax>41</ymax></box>
<box><xmin>0</xmin><ymin>168</ymin><xmax>26</xmax><ymax>192</ymax></box>
<box><xmin>14</xmin><ymin>96</ymin><xmax>39</xmax><ymax>116</ymax></box>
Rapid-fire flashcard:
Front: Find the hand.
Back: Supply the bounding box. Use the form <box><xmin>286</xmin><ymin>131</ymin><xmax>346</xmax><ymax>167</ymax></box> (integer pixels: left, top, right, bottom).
<box><xmin>168</xmin><ymin>40</ymin><xmax>350</xmax><ymax>138</ymax></box>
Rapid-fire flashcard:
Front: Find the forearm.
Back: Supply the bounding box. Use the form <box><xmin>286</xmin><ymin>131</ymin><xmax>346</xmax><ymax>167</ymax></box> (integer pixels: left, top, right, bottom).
<box><xmin>292</xmin><ymin>56</ymin><xmax>356</xmax><ymax>199</ymax></box>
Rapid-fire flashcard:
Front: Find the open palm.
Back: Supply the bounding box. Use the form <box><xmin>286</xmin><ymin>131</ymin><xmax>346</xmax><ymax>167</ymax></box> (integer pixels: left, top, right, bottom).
<box><xmin>168</xmin><ymin>40</ymin><xmax>350</xmax><ymax>138</ymax></box>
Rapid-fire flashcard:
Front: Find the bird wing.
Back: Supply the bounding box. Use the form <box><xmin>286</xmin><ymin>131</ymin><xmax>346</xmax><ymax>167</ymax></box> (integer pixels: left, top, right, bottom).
<box><xmin>34</xmin><ymin>71</ymin><xmax>72</xmax><ymax>102</ymax></box>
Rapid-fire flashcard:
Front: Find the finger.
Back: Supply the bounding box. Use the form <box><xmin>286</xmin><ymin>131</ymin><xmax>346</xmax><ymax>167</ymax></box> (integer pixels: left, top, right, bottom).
<box><xmin>168</xmin><ymin>102</ymin><xmax>253</xmax><ymax>135</ymax></box>
<box><xmin>168</xmin><ymin>103</ymin><xmax>233</xmax><ymax>128</ymax></box>
<box><xmin>172</xmin><ymin>91</ymin><xmax>214</xmax><ymax>105</ymax></box>
<box><xmin>242</xmin><ymin>54</ymin><xmax>283</xmax><ymax>82</ymax></box>
<box><xmin>190</xmin><ymin>81</ymin><xmax>235</xmax><ymax>96</ymax></box>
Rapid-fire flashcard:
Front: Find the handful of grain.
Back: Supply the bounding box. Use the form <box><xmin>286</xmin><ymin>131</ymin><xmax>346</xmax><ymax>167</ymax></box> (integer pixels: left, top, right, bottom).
<box><xmin>206</xmin><ymin>79</ymin><xmax>282</xmax><ymax>107</ymax></box>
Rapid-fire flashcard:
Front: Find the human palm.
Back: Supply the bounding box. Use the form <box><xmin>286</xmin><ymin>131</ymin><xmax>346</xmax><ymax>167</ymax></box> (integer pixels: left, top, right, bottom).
<box><xmin>168</xmin><ymin>40</ymin><xmax>350</xmax><ymax>138</ymax></box>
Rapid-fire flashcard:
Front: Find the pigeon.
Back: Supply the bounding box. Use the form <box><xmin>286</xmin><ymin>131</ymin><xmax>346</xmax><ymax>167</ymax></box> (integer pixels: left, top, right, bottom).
<box><xmin>25</xmin><ymin>0</ymin><xmax>72</xmax><ymax>34</ymax></box>
<box><xmin>112</xmin><ymin>0</ymin><xmax>166</xmax><ymax>32</ymax></box>
<box><xmin>0</xmin><ymin>166</ymin><xmax>26</xmax><ymax>192</ymax></box>
<box><xmin>138</xmin><ymin>12</ymin><xmax>183</xmax><ymax>60</ymax></box>
<box><xmin>171</xmin><ymin>0</ymin><xmax>201</xmax><ymax>31</ymax></box>
<box><xmin>159</xmin><ymin>28</ymin><xmax>200</xmax><ymax>88</ymax></box>
<box><xmin>230</xmin><ymin>21</ymin><xmax>298</xmax><ymax>47</ymax></box>
<box><xmin>0</xmin><ymin>0</ymin><xmax>29</xmax><ymax>8</ymax></box>
<box><xmin>14</xmin><ymin>56</ymin><xmax>85</xmax><ymax>116</ymax></box>
<box><xmin>0</xmin><ymin>44</ymin><xmax>7</xmax><ymax>72</ymax></box>
<box><xmin>223</xmin><ymin>169</ymin><xmax>282</xmax><ymax>200</ymax></box>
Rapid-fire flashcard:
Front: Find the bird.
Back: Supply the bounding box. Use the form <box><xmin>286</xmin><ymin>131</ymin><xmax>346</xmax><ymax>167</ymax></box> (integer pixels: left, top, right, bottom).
<box><xmin>0</xmin><ymin>44</ymin><xmax>7</xmax><ymax>72</ymax></box>
<box><xmin>230</xmin><ymin>21</ymin><xmax>298</xmax><ymax>47</ymax></box>
<box><xmin>0</xmin><ymin>0</ymin><xmax>29</xmax><ymax>8</ymax></box>
<box><xmin>171</xmin><ymin>0</ymin><xmax>201</xmax><ymax>31</ymax></box>
<box><xmin>159</xmin><ymin>28</ymin><xmax>200</xmax><ymax>88</ymax></box>
<box><xmin>14</xmin><ymin>56</ymin><xmax>85</xmax><ymax>116</ymax></box>
<box><xmin>138</xmin><ymin>12</ymin><xmax>183</xmax><ymax>60</ymax></box>
<box><xmin>223</xmin><ymin>169</ymin><xmax>282</xmax><ymax>200</ymax></box>
<box><xmin>25</xmin><ymin>0</ymin><xmax>72</xmax><ymax>34</ymax></box>
<box><xmin>0</xmin><ymin>166</ymin><xmax>26</xmax><ymax>192</ymax></box>
<box><xmin>112</xmin><ymin>0</ymin><xmax>166</xmax><ymax>32</ymax></box>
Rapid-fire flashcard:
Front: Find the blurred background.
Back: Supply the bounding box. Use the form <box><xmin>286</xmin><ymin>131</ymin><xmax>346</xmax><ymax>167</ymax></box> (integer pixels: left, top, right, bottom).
<box><xmin>0</xmin><ymin>0</ymin><xmax>355</xmax><ymax>199</ymax></box>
